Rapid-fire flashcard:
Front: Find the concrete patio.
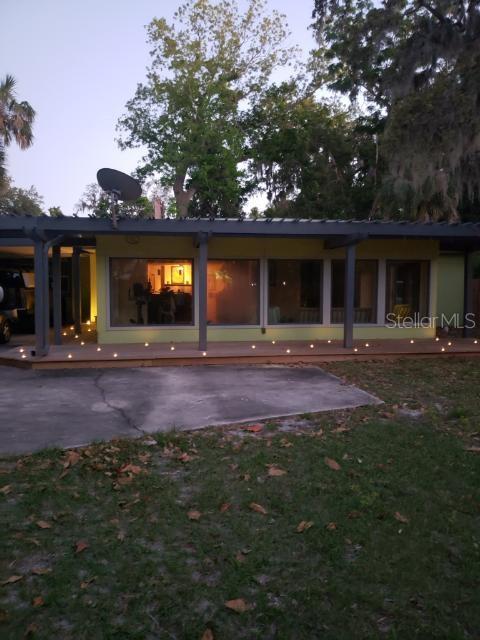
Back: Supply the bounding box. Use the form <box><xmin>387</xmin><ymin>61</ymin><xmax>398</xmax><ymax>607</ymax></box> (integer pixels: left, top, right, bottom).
<box><xmin>0</xmin><ymin>364</ymin><xmax>381</xmax><ymax>455</ymax></box>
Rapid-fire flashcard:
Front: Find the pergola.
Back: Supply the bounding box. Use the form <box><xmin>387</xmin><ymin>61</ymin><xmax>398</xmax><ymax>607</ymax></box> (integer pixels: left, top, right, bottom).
<box><xmin>1</xmin><ymin>214</ymin><xmax>479</xmax><ymax>357</ymax></box>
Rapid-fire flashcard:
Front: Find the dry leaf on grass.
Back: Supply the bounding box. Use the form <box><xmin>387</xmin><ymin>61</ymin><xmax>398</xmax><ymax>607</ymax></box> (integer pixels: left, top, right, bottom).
<box><xmin>0</xmin><ymin>485</ymin><xmax>12</xmax><ymax>495</ymax></box>
<box><xmin>465</xmin><ymin>446</ymin><xmax>480</xmax><ymax>453</ymax></box>
<box><xmin>225</xmin><ymin>598</ymin><xmax>250</xmax><ymax>613</ymax></box>
<box><xmin>220</xmin><ymin>502</ymin><xmax>231</xmax><ymax>513</ymax></box>
<box><xmin>63</xmin><ymin>450</ymin><xmax>81</xmax><ymax>469</ymax></box>
<box><xmin>235</xmin><ymin>551</ymin><xmax>247</xmax><ymax>563</ymax></box>
<box><xmin>244</xmin><ymin>424</ymin><xmax>263</xmax><ymax>433</ymax></box>
<box><xmin>75</xmin><ymin>540</ymin><xmax>89</xmax><ymax>554</ymax></box>
<box><xmin>325</xmin><ymin>457</ymin><xmax>341</xmax><ymax>471</ymax></box>
<box><xmin>201</xmin><ymin>629</ymin><xmax>214</xmax><ymax>640</ymax></box>
<box><xmin>326</xmin><ymin>522</ymin><xmax>337</xmax><ymax>531</ymax></box>
<box><xmin>296</xmin><ymin>520</ymin><xmax>314</xmax><ymax>533</ymax></box>
<box><xmin>36</xmin><ymin>520</ymin><xmax>52</xmax><ymax>530</ymax></box>
<box><xmin>32</xmin><ymin>596</ymin><xmax>44</xmax><ymax>607</ymax></box>
<box><xmin>2</xmin><ymin>575</ymin><xmax>23</xmax><ymax>585</ymax></box>
<box><xmin>187</xmin><ymin>510</ymin><xmax>202</xmax><ymax>521</ymax></box>
<box><xmin>394</xmin><ymin>511</ymin><xmax>409</xmax><ymax>524</ymax></box>
<box><xmin>177</xmin><ymin>452</ymin><xmax>194</xmax><ymax>463</ymax></box>
<box><xmin>118</xmin><ymin>463</ymin><xmax>142</xmax><ymax>475</ymax></box>
<box><xmin>249</xmin><ymin>502</ymin><xmax>267</xmax><ymax>515</ymax></box>
<box><xmin>267</xmin><ymin>465</ymin><xmax>287</xmax><ymax>477</ymax></box>
<box><xmin>31</xmin><ymin>567</ymin><xmax>51</xmax><ymax>576</ymax></box>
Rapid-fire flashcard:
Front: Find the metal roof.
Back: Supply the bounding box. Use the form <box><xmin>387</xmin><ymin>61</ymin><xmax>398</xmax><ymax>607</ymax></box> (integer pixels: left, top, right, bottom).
<box><xmin>0</xmin><ymin>214</ymin><xmax>479</xmax><ymax>245</ymax></box>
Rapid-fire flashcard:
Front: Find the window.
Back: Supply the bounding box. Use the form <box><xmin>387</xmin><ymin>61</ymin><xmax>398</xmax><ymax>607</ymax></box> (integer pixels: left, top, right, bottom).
<box><xmin>331</xmin><ymin>260</ymin><xmax>378</xmax><ymax>323</ymax></box>
<box><xmin>207</xmin><ymin>260</ymin><xmax>259</xmax><ymax>325</ymax></box>
<box><xmin>268</xmin><ymin>260</ymin><xmax>323</xmax><ymax>324</ymax></box>
<box><xmin>109</xmin><ymin>258</ymin><xmax>193</xmax><ymax>326</ymax></box>
<box><xmin>386</xmin><ymin>261</ymin><xmax>429</xmax><ymax>321</ymax></box>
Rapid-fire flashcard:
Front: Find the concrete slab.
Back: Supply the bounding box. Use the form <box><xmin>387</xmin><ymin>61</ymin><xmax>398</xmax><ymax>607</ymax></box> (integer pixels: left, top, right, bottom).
<box><xmin>0</xmin><ymin>365</ymin><xmax>381</xmax><ymax>455</ymax></box>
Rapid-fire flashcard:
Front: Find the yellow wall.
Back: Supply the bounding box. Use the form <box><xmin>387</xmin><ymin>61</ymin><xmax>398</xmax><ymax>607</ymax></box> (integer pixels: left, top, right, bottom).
<box><xmin>95</xmin><ymin>235</ymin><xmax>439</xmax><ymax>344</ymax></box>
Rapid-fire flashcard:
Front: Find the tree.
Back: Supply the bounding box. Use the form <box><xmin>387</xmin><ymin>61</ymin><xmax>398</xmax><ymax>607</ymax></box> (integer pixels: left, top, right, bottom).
<box><xmin>48</xmin><ymin>206</ymin><xmax>64</xmax><ymax>217</ymax></box>
<box><xmin>0</xmin><ymin>182</ymin><xmax>44</xmax><ymax>216</ymax></box>
<box><xmin>0</xmin><ymin>75</ymin><xmax>35</xmax><ymax>191</ymax></box>
<box><xmin>245</xmin><ymin>82</ymin><xmax>377</xmax><ymax>218</ymax></box>
<box><xmin>118</xmin><ymin>0</ymin><xmax>296</xmax><ymax>217</ymax></box>
<box><xmin>75</xmin><ymin>183</ymin><xmax>154</xmax><ymax>219</ymax></box>
<box><xmin>312</xmin><ymin>0</ymin><xmax>480</xmax><ymax>220</ymax></box>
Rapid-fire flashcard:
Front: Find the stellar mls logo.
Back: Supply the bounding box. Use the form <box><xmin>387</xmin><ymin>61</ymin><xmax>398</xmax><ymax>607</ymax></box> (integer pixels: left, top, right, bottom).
<box><xmin>386</xmin><ymin>313</ymin><xmax>476</xmax><ymax>329</ymax></box>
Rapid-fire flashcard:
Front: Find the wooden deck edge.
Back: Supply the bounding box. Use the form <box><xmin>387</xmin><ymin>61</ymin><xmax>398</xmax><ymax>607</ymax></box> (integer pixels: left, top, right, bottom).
<box><xmin>1</xmin><ymin>350</ymin><xmax>480</xmax><ymax>370</ymax></box>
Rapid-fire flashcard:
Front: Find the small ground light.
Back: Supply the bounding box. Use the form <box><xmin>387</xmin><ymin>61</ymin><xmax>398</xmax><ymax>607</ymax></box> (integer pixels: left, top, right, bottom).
<box><xmin>435</xmin><ymin>337</ymin><xmax>440</xmax><ymax>341</ymax></box>
<box><xmin>327</xmin><ymin>339</ymin><xmax>331</xmax><ymax>344</ymax></box>
<box><xmin>67</xmin><ymin>353</ymin><xmax>73</xmax><ymax>359</ymax></box>
<box><xmin>354</xmin><ymin>348</ymin><xmax>358</xmax><ymax>352</ymax></box>
<box><xmin>365</xmin><ymin>343</ymin><xmax>369</xmax><ymax>347</ymax></box>
<box><xmin>410</xmin><ymin>339</ymin><xmax>415</xmax><ymax>344</ymax></box>
<box><xmin>447</xmin><ymin>341</ymin><xmax>452</xmax><ymax>346</ymax></box>
<box><xmin>21</xmin><ymin>354</ymin><xmax>27</xmax><ymax>359</ymax></box>
<box><xmin>80</xmin><ymin>341</ymin><xmax>85</xmax><ymax>346</ymax></box>
<box><xmin>251</xmin><ymin>344</ymin><xmax>256</xmax><ymax>349</ymax></box>
<box><xmin>97</xmin><ymin>347</ymin><xmax>102</xmax><ymax>352</ymax></box>
<box><xmin>286</xmin><ymin>348</ymin><xmax>291</xmax><ymax>353</ymax></box>
<box><xmin>113</xmin><ymin>353</ymin><xmax>118</xmax><ymax>358</ymax></box>
<box><xmin>310</xmin><ymin>344</ymin><xmax>314</xmax><ymax>348</ymax></box>
<box><xmin>19</xmin><ymin>348</ymin><xmax>24</xmax><ymax>353</ymax></box>
<box><xmin>86</xmin><ymin>320</ymin><xmax>91</xmax><ymax>326</ymax></box>
<box><xmin>144</xmin><ymin>342</ymin><xmax>149</xmax><ymax>347</ymax></box>
<box><xmin>474</xmin><ymin>340</ymin><xmax>478</xmax><ymax>345</ymax></box>
<box><xmin>202</xmin><ymin>351</ymin><xmax>207</xmax><ymax>356</ymax></box>
<box><xmin>70</xmin><ymin>326</ymin><xmax>74</xmax><ymax>330</ymax></box>
<box><xmin>441</xmin><ymin>347</ymin><xmax>445</xmax><ymax>352</ymax></box>
<box><xmin>271</xmin><ymin>340</ymin><xmax>276</xmax><ymax>345</ymax></box>
<box><xmin>62</xmin><ymin>331</ymin><xmax>67</xmax><ymax>336</ymax></box>
<box><xmin>74</xmin><ymin>334</ymin><xmax>79</xmax><ymax>339</ymax></box>
<box><xmin>170</xmin><ymin>345</ymin><xmax>175</xmax><ymax>351</ymax></box>
<box><xmin>87</xmin><ymin>328</ymin><xmax>92</xmax><ymax>333</ymax></box>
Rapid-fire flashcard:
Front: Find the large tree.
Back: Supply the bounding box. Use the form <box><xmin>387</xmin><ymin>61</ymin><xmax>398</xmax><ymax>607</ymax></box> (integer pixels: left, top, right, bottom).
<box><xmin>313</xmin><ymin>0</ymin><xmax>480</xmax><ymax>221</ymax></box>
<box><xmin>75</xmin><ymin>183</ymin><xmax>154</xmax><ymax>219</ymax></box>
<box><xmin>0</xmin><ymin>75</ymin><xmax>35</xmax><ymax>191</ymax></box>
<box><xmin>118</xmin><ymin>0</ymin><xmax>296</xmax><ymax>217</ymax></box>
<box><xmin>0</xmin><ymin>182</ymin><xmax>44</xmax><ymax>216</ymax></box>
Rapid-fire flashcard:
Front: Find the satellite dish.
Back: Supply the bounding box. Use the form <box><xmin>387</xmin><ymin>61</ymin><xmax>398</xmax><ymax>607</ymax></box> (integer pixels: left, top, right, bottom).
<box><xmin>96</xmin><ymin>168</ymin><xmax>142</xmax><ymax>228</ymax></box>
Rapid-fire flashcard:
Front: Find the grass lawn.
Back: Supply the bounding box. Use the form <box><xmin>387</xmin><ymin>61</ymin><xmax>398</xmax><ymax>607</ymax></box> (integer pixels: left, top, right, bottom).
<box><xmin>1</xmin><ymin>358</ymin><xmax>479</xmax><ymax>639</ymax></box>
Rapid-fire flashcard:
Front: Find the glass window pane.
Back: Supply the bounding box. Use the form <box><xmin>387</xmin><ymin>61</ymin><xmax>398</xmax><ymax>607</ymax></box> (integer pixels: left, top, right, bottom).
<box><xmin>386</xmin><ymin>261</ymin><xmax>429</xmax><ymax>320</ymax></box>
<box><xmin>268</xmin><ymin>260</ymin><xmax>322</xmax><ymax>324</ymax></box>
<box><xmin>331</xmin><ymin>260</ymin><xmax>378</xmax><ymax>323</ymax></box>
<box><xmin>110</xmin><ymin>258</ymin><xmax>193</xmax><ymax>326</ymax></box>
<box><xmin>207</xmin><ymin>260</ymin><xmax>259</xmax><ymax>325</ymax></box>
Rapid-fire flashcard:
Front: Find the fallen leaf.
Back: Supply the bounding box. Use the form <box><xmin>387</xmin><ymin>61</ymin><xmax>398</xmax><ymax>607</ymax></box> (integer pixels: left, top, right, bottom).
<box><xmin>235</xmin><ymin>551</ymin><xmax>247</xmax><ymax>563</ymax></box>
<box><xmin>244</xmin><ymin>424</ymin><xmax>263</xmax><ymax>433</ymax></box>
<box><xmin>241</xmin><ymin>473</ymin><xmax>250</xmax><ymax>481</ymax></box>
<box><xmin>201</xmin><ymin>629</ymin><xmax>214</xmax><ymax>640</ymax></box>
<box><xmin>220</xmin><ymin>502</ymin><xmax>231</xmax><ymax>513</ymax></box>
<box><xmin>296</xmin><ymin>520</ymin><xmax>314</xmax><ymax>533</ymax></box>
<box><xmin>280</xmin><ymin>438</ymin><xmax>293</xmax><ymax>448</ymax></box>
<box><xmin>177</xmin><ymin>452</ymin><xmax>194</xmax><ymax>463</ymax></box>
<box><xmin>465</xmin><ymin>446</ymin><xmax>480</xmax><ymax>453</ymax></box>
<box><xmin>1</xmin><ymin>575</ymin><xmax>23</xmax><ymax>585</ymax></box>
<box><xmin>394</xmin><ymin>511</ymin><xmax>409</xmax><ymax>524</ymax></box>
<box><xmin>36</xmin><ymin>520</ymin><xmax>52</xmax><ymax>529</ymax></box>
<box><xmin>32</xmin><ymin>596</ymin><xmax>44</xmax><ymax>607</ymax></box>
<box><xmin>249</xmin><ymin>502</ymin><xmax>267</xmax><ymax>515</ymax></box>
<box><xmin>80</xmin><ymin>577</ymin><xmax>96</xmax><ymax>589</ymax></box>
<box><xmin>348</xmin><ymin>510</ymin><xmax>362</xmax><ymax>519</ymax></box>
<box><xmin>267</xmin><ymin>465</ymin><xmax>287</xmax><ymax>477</ymax></box>
<box><xmin>118</xmin><ymin>463</ymin><xmax>142</xmax><ymax>475</ymax></box>
<box><xmin>225</xmin><ymin>598</ymin><xmax>250</xmax><ymax>613</ymax></box>
<box><xmin>187</xmin><ymin>510</ymin><xmax>202</xmax><ymax>521</ymax></box>
<box><xmin>0</xmin><ymin>485</ymin><xmax>12</xmax><ymax>495</ymax></box>
<box><xmin>75</xmin><ymin>540</ymin><xmax>89</xmax><ymax>554</ymax></box>
<box><xmin>31</xmin><ymin>567</ymin><xmax>51</xmax><ymax>576</ymax></box>
<box><xmin>63</xmin><ymin>450</ymin><xmax>81</xmax><ymax>469</ymax></box>
<box><xmin>325</xmin><ymin>457</ymin><xmax>341</xmax><ymax>471</ymax></box>
<box><xmin>326</xmin><ymin>522</ymin><xmax>337</xmax><ymax>531</ymax></box>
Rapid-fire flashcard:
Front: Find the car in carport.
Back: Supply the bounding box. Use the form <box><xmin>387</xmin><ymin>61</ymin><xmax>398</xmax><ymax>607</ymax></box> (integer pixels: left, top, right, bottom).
<box><xmin>0</xmin><ymin>269</ymin><xmax>35</xmax><ymax>343</ymax></box>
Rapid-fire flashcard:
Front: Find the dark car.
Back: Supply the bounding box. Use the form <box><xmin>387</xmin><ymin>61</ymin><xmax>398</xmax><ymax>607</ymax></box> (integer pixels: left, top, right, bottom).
<box><xmin>0</xmin><ymin>269</ymin><xmax>35</xmax><ymax>342</ymax></box>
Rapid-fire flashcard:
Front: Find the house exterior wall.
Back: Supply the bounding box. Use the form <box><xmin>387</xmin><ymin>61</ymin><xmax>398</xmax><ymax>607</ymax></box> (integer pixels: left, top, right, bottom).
<box><xmin>95</xmin><ymin>235</ymin><xmax>440</xmax><ymax>344</ymax></box>
<box><xmin>436</xmin><ymin>253</ymin><xmax>464</xmax><ymax>326</ymax></box>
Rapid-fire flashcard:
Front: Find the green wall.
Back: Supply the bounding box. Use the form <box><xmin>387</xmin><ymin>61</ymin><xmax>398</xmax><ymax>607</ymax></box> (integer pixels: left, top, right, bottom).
<box><xmin>436</xmin><ymin>254</ymin><xmax>464</xmax><ymax>327</ymax></box>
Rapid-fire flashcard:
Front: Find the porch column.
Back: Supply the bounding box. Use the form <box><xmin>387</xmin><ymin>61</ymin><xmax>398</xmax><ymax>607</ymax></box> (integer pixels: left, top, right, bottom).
<box><xmin>52</xmin><ymin>245</ymin><xmax>62</xmax><ymax>345</ymax></box>
<box><xmin>33</xmin><ymin>238</ymin><xmax>49</xmax><ymax>357</ymax></box>
<box><xmin>343</xmin><ymin>243</ymin><xmax>356</xmax><ymax>348</ymax></box>
<box><xmin>197</xmin><ymin>232</ymin><xmax>209</xmax><ymax>351</ymax></box>
<box><xmin>462</xmin><ymin>250</ymin><xmax>474</xmax><ymax>338</ymax></box>
<box><xmin>72</xmin><ymin>246</ymin><xmax>82</xmax><ymax>334</ymax></box>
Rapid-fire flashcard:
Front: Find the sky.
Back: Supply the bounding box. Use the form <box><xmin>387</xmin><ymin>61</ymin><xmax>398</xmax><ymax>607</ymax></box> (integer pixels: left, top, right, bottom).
<box><xmin>1</xmin><ymin>0</ymin><xmax>315</xmax><ymax>215</ymax></box>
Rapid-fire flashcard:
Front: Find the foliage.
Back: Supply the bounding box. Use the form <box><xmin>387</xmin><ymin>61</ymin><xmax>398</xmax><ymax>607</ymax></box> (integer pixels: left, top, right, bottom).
<box><xmin>117</xmin><ymin>0</ymin><xmax>297</xmax><ymax>217</ymax></box>
<box><xmin>75</xmin><ymin>183</ymin><xmax>154</xmax><ymax>219</ymax></box>
<box><xmin>0</xmin><ymin>75</ymin><xmax>35</xmax><ymax>191</ymax></box>
<box><xmin>0</xmin><ymin>182</ymin><xmax>44</xmax><ymax>216</ymax></box>
<box><xmin>312</xmin><ymin>0</ymin><xmax>480</xmax><ymax>220</ymax></box>
<box><xmin>246</xmin><ymin>82</ymin><xmax>377</xmax><ymax>218</ymax></box>
<box><xmin>48</xmin><ymin>206</ymin><xmax>64</xmax><ymax>218</ymax></box>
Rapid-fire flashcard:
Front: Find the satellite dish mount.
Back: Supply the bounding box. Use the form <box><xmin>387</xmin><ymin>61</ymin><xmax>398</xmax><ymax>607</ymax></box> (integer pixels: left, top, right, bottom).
<box><xmin>96</xmin><ymin>168</ymin><xmax>142</xmax><ymax>228</ymax></box>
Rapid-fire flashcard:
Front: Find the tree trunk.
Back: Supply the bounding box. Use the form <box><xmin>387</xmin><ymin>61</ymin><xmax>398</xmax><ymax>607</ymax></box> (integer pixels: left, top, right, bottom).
<box><xmin>173</xmin><ymin>174</ymin><xmax>196</xmax><ymax>218</ymax></box>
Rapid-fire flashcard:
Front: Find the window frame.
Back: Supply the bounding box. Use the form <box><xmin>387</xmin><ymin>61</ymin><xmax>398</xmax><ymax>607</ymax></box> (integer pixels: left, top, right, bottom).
<box><xmin>385</xmin><ymin>259</ymin><xmax>431</xmax><ymax>322</ymax></box>
<box><xmin>330</xmin><ymin>258</ymin><xmax>379</xmax><ymax>325</ymax></box>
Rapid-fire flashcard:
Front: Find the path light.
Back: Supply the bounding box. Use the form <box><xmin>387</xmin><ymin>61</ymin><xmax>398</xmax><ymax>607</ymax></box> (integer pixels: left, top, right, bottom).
<box><xmin>74</xmin><ymin>334</ymin><xmax>79</xmax><ymax>339</ymax></box>
<box><xmin>310</xmin><ymin>344</ymin><xmax>314</xmax><ymax>349</ymax></box>
<box><xmin>447</xmin><ymin>341</ymin><xmax>452</xmax><ymax>346</ymax></box>
<box><xmin>170</xmin><ymin>345</ymin><xmax>175</xmax><ymax>351</ymax></box>
<box><xmin>97</xmin><ymin>347</ymin><xmax>102</xmax><ymax>352</ymax></box>
<box><xmin>251</xmin><ymin>344</ymin><xmax>256</xmax><ymax>349</ymax></box>
<box><xmin>87</xmin><ymin>328</ymin><xmax>92</xmax><ymax>333</ymax></box>
<box><xmin>67</xmin><ymin>353</ymin><xmax>73</xmax><ymax>359</ymax></box>
<box><xmin>410</xmin><ymin>339</ymin><xmax>414</xmax><ymax>344</ymax></box>
<box><xmin>21</xmin><ymin>354</ymin><xmax>27</xmax><ymax>359</ymax></box>
<box><xmin>441</xmin><ymin>347</ymin><xmax>445</xmax><ymax>352</ymax></box>
<box><xmin>19</xmin><ymin>348</ymin><xmax>24</xmax><ymax>353</ymax></box>
<box><xmin>354</xmin><ymin>348</ymin><xmax>358</xmax><ymax>352</ymax></box>
<box><xmin>113</xmin><ymin>353</ymin><xmax>118</xmax><ymax>358</ymax></box>
<box><xmin>327</xmin><ymin>339</ymin><xmax>332</xmax><ymax>344</ymax></box>
<box><xmin>271</xmin><ymin>340</ymin><xmax>276</xmax><ymax>345</ymax></box>
<box><xmin>202</xmin><ymin>351</ymin><xmax>207</xmax><ymax>356</ymax></box>
<box><xmin>86</xmin><ymin>320</ymin><xmax>91</xmax><ymax>326</ymax></box>
<box><xmin>286</xmin><ymin>348</ymin><xmax>291</xmax><ymax>354</ymax></box>
<box><xmin>70</xmin><ymin>326</ymin><xmax>74</xmax><ymax>330</ymax></box>
<box><xmin>62</xmin><ymin>331</ymin><xmax>67</xmax><ymax>336</ymax></box>
<box><xmin>365</xmin><ymin>343</ymin><xmax>369</xmax><ymax>347</ymax></box>
<box><xmin>474</xmin><ymin>340</ymin><xmax>478</xmax><ymax>345</ymax></box>
<box><xmin>435</xmin><ymin>337</ymin><xmax>440</xmax><ymax>342</ymax></box>
<box><xmin>80</xmin><ymin>341</ymin><xmax>85</xmax><ymax>346</ymax></box>
<box><xmin>144</xmin><ymin>342</ymin><xmax>149</xmax><ymax>347</ymax></box>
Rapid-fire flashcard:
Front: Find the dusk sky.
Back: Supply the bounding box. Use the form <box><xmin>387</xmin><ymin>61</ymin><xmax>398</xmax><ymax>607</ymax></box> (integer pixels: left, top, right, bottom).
<box><xmin>2</xmin><ymin>0</ymin><xmax>315</xmax><ymax>215</ymax></box>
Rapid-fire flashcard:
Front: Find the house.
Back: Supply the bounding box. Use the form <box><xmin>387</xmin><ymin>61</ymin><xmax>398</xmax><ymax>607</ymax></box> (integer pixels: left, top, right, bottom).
<box><xmin>0</xmin><ymin>215</ymin><xmax>478</xmax><ymax>357</ymax></box>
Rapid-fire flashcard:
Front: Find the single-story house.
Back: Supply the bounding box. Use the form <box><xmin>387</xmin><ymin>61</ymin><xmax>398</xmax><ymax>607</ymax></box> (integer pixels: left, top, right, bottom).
<box><xmin>0</xmin><ymin>215</ymin><xmax>479</xmax><ymax>356</ymax></box>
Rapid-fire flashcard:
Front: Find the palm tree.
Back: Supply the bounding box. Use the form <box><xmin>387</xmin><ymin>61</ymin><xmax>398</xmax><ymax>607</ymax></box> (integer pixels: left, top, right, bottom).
<box><xmin>0</xmin><ymin>75</ymin><xmax>35</xmax><ymax>189</ymax></box>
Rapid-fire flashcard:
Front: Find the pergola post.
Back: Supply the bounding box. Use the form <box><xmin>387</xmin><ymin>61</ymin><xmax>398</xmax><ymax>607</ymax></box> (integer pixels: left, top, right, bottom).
<box><xmin>72</xmin><ymin>246</ymin><xmax>82</xmax><ymax>334</ymax></box>
<box><xmin>33</xmin><ymin>238</ymin><xmax>50</xmax><ymax>357</ymax></box>
<box><xmin>462</xmin><ymin>250</ymin><xmax>474</xmax><ymax>338</ymax></box>
<box><xmin>197</xmin><ymin>232</ymin><xmax>209</xmax><ymax>351</ymax></box>
<box><xmin>343</xmin><ymin>243</ymin><xmax>356</xmax><ymax>348</ymax></box>
<box><xmin>52</xmin><ymin>245</ymin><xmax>62</xmax><ymax>345</ymax></box>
